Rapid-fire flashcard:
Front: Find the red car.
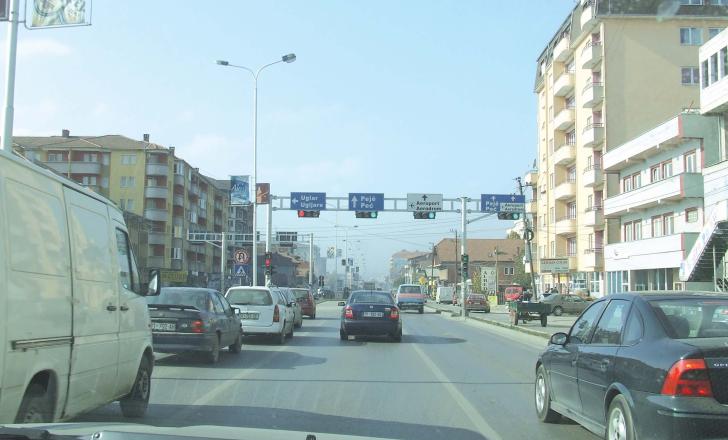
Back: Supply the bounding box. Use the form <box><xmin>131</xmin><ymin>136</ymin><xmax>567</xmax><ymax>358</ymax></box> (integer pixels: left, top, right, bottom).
<box><xmin>464</xmin><ymin>294</ymin><xmax>490</xmax><ymax>313</ymax></box>
<box><xmin>504</xmin><ymin>285</ymin><xmax>524</xmax><ymax>301</ymax></box>
<box><xmin>291</xmin><ymin>288</ymin><xmax>316</xmax><ymax>319</ymax></box>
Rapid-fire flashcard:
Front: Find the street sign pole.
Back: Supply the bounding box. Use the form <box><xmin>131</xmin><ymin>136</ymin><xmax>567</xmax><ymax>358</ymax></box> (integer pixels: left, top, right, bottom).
<box><xmin>221</xmin><ymin>233</ymin><xmax>226</xmax><ymax>292</ymax></box>
<box><xmin>461</xmin><ymin>196</ymin><xmax>468</xmax><ymax>319</ymax></box>
<box><xmin>265</xmin><ymin>201</ymin><xmax>273</xmax><ymax>286</ymax></box>
<box><xmin>1</xmin><ymin>0</ymin><xmax>19</xmax><ymax>153</ymax></box>
<box><xmin>309</xmin><ymin>233</ymin><xmax>314</xmax><ymax>286</ymax></box>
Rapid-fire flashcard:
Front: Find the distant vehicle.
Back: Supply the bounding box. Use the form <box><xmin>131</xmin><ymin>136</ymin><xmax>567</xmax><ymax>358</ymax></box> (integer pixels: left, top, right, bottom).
<box><xmin>542</xmin><ymin>294</ymin><xmax>589</xmax><ymax>316</ymax></box>
<box><xmin>436</xmin><ymin>286</ymin><xmax>455</xmax><ymax>304</ymax></box>
<box><xmin>280</xmin><ymin>288</ymin><xmax>304</xmax><ymax>328</ymax></box>
<box><xmin>536</xmin><ymin>292</ymin><xmax>728</xmax><ymax>439</ymax></box>
<box><xmin>504</xmin><ymin>285</ymin><xmax>524</xmax><ymax>301</ymax></box>
<box><xmin>464</xmin><ymin>294</ymin><xmax>490</xmax><ymax>313</ymax></box>
<box><xmin>396</xmin><ymin>284</ymin><xmax>425</xmax><ymax>314</ymax></box>
<box><xmin>339</xmin><ymin>290</ymin><xmax>402</xmax><ymax>342</ymax></box>
<box><xmin>225</xmin><ymin>287</ymin><xmax>295</xmax><ymax>344</ymax></box>
<box><xmin>291</xmin><ymin>287</ymin><xmax>316</xmax><ymax>319</ymax></box>
<box><xmin>363</xmin><ymin>281</ymin><xmax>376</xmax><ymax>290</ymax></box>
<box><xmin>147</xmin><ymin>287</ymin><xmax>243</xmax><ymax>363</ymax></box>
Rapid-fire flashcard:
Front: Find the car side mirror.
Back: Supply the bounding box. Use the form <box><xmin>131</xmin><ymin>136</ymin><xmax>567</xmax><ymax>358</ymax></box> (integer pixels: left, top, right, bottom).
<box><xmin>146</xmin><ymin>270</ymin><xmax>161</xmax><ymax>296</ymax></box>
<box><xmin>338</xmin><ymin>301</ymin><xmax>346</xmax><ymax>306</ymax></box>
<box><xmin>549</xmin><ymin>332</ymin><xmax>568</xmax><ymax>346</ymax></box>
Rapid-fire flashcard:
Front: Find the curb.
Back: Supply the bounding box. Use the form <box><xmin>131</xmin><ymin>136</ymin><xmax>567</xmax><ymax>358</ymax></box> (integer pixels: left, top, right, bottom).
<box><xmin>425</xmin><ymin>304</ymin><xmax>550</xmax><ymax>339</ymax></box>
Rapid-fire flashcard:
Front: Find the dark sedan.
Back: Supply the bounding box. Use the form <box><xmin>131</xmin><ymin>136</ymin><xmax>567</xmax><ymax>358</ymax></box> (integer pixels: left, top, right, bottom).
<box><xmin>147</xmin><ymin>287</ymin><xmax>243</xmax><ymax>363</ymax></box>
<box><xmin>535</xmin><ymin>292</ymin><xmax>728</xmax><ymax>439</ymax></box>
<box><xmin>339</xmin><ymin>290</ymin><xmax>402</xmax><ymax>342</ymax></box>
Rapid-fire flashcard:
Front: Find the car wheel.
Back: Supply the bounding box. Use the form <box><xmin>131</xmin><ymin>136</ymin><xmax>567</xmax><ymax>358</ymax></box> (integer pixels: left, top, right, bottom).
<box><xmin>206</xmin><ymin>335</ymin><xmax>220</xmax><ymax>364</ymax></box>
<box><xmin>276</xmin><ymin>326</ymin><xmax>287</xmax><ymax>345</ymax></box>
<box><xmin>392</xmin><ymin>330</ymin><xmax>402</xmax><ymax>342</ymax></box>
<box><xmin>294</xmin><ymin>318</ymin><xmax>302</xmax><ymax>329</ymax></box>
<box><xmin>229</xmin><ymin>332</ymin><xmax>243</xmax><ymax>354</ymax></box>
<box><xmin>15</xmin><ymin>384</ymin><xmax>53</xmax><ymax>423</ymax></box>
<box><xmin>340</xmin><ymin>328</ymin><xmax>348</xmax><ymax>341</ymax></box>
<box><xmin>535</xmin><ymin>365</ymin><xmax>561</xmax><ymax>423</ymax></box>
<box><xmin>607</xmin><ymin>395</ymin><xmax>635</xmax><ymax>440</ymax></box>
<box><xmin>552</xmin><ymin>306</ymin><xmax>563</xmax><ymax>316</ymax></box>
<box><xmin>287</xmin><ymin>323</ymin><xmax>294</xmax><ymax>339</ymax></box>
<box><xmin>119</xmin><ymin>356</ymin><xmax>152</xmax><ymax>418</ymax></box>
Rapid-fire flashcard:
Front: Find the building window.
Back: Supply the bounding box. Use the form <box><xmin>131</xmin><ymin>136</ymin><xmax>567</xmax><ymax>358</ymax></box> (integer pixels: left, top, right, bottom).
<box><xmin>624</xmin><ymin>221</ymin><xmax>634</xmax><ymax>242</ymax></box>
<box><xmin>680</xmin><ymin>0</ymin><xmax>703</xmax><ymax>5</ymax></box>
<box><xmin>634</xmin><ymin>220</ymin><xmax>642</xmax><ymax>240</ymax></box>
<box><xmin>171</xmin><ymin>248</ymin><xmax>182</xmax><ymax>260</ymax></box>
<box><xmin>126</xmin><ymin>199</ymin><xmax>134</xmax><ymax>211</ymax></box>
<box><xmin>550</xmin><ymin>241</ymin><xmax>556</xmax><ymax>258</ymax></box>
<box><xmin>80</xmin><ymin>176</ymin><xmax>97</xmax><ymax>186</ymax></box>
<box><xmin>550</xmin><ymin>207</ymin><xmax>555</xmax><ymax>223</ymax></box>
<box><xmin>722</xmin><ymin>47</ymin><xmax>728</xmax><ymax>79</ymax></box>
<box><xmin>504</xmin><ymin>267</ymin><xmax>514</xmax><ymax>275</ymax></box>
<box><xmin>47</xmin><ymin>152</ymin><xmax>63</xmax><ymax>162</ymax></box>
<box><xmin>566</xmin><ymin>130</ymin><xmax>576</xmax><ymax>145</ymax></box>
<box><xmin>680</xmin><ymin>27</ymin><xmax>702</xmax><ymax>45</ymax></box>
<box><xmin>632</xmin><ymin>172</ymin><xmax>641</xmax><ymax>189</ymax></box>
<box><xmin>702</xmin><ymin>60</ymin><xmax>710</xmax><ymax>88</ymax></box>
<box><xmin>710</xmin><ymin>0</ymin><xmax>728</xmax><ymax>4</ymax></box>
<box><xmin>711</xmin><ymin>53</ymin><xmax>720</xmax><ymax>84</ymax></box>
<box><xmin>686</xmin><ymin>208</ymin><xmax>699</xmax><ymax>223</ymax></box>
<box><xmin>120</xmin><ymin>176</ymin><xmax>136</xmax><ymax>188</ymax></box>
<box><xmin>549</xmin><ymin>173</ymin><xmax>555</xmax><ymax>189</ymax></box>
<box><xmin>623</xmin><ymin>176</ymin><xmax>633</xmax><ymax>193</ymax></box>
<box><xmin>662</xmin><ymin>160</ymin><xmax>673</xmax><ymax>178</ymax></box>
<box><xmin>682</xmin><ymin>67</ymin><xmax>700</xmax><ymax>85</ymax></box>
<box><xmin>709</xmin><ymin>28</ymin><xmax>724</xmax><ymax>40</ymax></box>
<box><xmin>685</xmin><ymin>150</ymin><xmax>697</xmax><ymax>172</ymax></box>
<box><xmin>121</xmin><ymin>154</ymin><xmax>137</xmax><ymax>165</ymax></box>
<box><xmin>567</xmin><ymin>238</ymin><xmax>577</xmax><ymax>256</ymax></box>
<box><xmin>652</xmin><ymin>215</ymin><xmax>664</xmax><ymax>238</ymax></box>
<box><xmin>540</xmin><ymin>246</ymin><xmax>545</xmax><ymax>258</ymax></box>
<box><xmin>567</xmin><ymin>166</ymin><xmax>577</xmax><ymax>182</ymax></box>
<box><xmin>82</xmin><ymin>153</ymin><xmax>98</xmax><ymax>163</ymax></box>
<box><xmin>567</xmin><ymin>202</ymin><xmax>577</xmax><ymax>219</ymax></box>
<box><xmin>664</xmin><ymin>213</ymin><xmax>675</xmax><ymax>235</ymax></box>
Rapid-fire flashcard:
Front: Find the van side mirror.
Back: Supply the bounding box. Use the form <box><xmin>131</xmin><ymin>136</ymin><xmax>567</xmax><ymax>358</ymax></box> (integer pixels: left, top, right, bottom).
<box><xmin>146</xmin><ymin>270</ymin><xmax>161</xmax><ymax>296</ymax></box>
<box><xmin>549</xmin><ymin>332</ymin><xmax>568</xmax><ymax>346</ymax></box>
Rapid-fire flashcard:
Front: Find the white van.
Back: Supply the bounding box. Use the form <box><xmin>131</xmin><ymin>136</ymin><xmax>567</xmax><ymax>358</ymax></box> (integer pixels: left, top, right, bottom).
<box><xmin>225</xmin><ymin>286</ymin><xmax>295</xmax><ymax>344</ymax></box>
<box><xmin>0</xmin><ymin>151</ymin><xmax>161</xmax><ymax>423</ymax></box>
<box><xmin>436</xmin><ymin>286</ymin><xmax>454</xmax><ymax>304</ymax></box>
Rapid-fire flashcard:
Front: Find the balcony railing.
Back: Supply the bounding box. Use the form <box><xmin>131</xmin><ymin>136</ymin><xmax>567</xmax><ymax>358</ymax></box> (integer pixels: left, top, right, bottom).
<box><xmin>144</xmin><ymin>186</ymin><xmax>169</xmax><ymax>199</ymax></box>
<box><xmin>553</xmin><ymin>36</ymin><xmax>571</xmax><ymax>62</ymax></box>
<box><xmin>604</xmin><ymin>173</ymin><xmax>703</xmax><ymax>218</ymax></box>
<box><xmin>580</xmin><ymin>0</ymin><xmax>597</xmax><ymax>31</ymax></box>
<box><xmin>554</xmin><ymin>179</ymin><xmax>577</xmax><ymax>200</ymax></box>
<box><xmin>174</xmin><ymin>174</ymin><xmax>185</xmax><ymax>186</ymax></box>
<box><xmin>583</xmin><ymin>205</ymin><xmax>604</xmax><ymax>227</ymax></box>
<box><xmin>144</xmin><ymin>208</ymin><xmax>169</xmax><ymax>222</ymax></box>
<box><xmin>554</xmin><ymin>108</ymin><xmax>575</xmax><ymax>131</ymax></box>
<box><xmin>553</xmin><ymin>142</ymin><xmax>576</xmax><ymax>165</ymax></box>
<box><xmin>582</xmin><ymin>82</ymin><xmax>604</xmax><ymax>108</ymax></box>
<box><xmin>146</xmin><ymin>163</ymin><xmax>169</xmax><ymax>176</ymax></box>
<box><xmin>582</xmin><ymin>163</ymin><xmax>603</xmax><ymax>187</ymax></box>
<box><xmin>582</xmin><ymin>122</ymin><xmax>604</xmax><ymax>147</ymax></box>
<box><xmin>553</xmin><ymin>71</ymin><xmax>575</xmax><ymax>97</ymax></box>
<box><xmin>555</xmin><ymin>215</ymin><xmax>577</xmax><ymax>236</ymax></box>
<box><xmin>581</xmin><ymin>40</ymin><xmax>603</xmax><ymax>69</ymax></box>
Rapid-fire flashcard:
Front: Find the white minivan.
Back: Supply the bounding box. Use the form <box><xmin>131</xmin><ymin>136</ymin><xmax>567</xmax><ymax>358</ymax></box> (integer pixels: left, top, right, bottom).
<box><xmin>436</xmin><ymin>286</ymin><xmax>454</xmax><ymax>304</ymax></box>
<box><xmin>225</xmin><ymin>286</ymin><xmax>295</xmax><ymax>344</ymax></box>
<box><xmin>0</xmin><ymin>151</ymin><xmax>161</xmax><ymax>423</ymax></box>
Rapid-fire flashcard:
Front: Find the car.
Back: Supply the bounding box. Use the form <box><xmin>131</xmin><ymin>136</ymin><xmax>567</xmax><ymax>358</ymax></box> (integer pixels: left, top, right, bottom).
<box><xmin>504</xmin><ymin>285</ymin><xmax>524</xmax><ymax>301</ymax></box>
<box><xmin>225</xmin><ymin>286</ymin><xmax>295</xmax><ymax>344</ymax></box>
<box><xmin>535</xmin><ymin>292</ymin><xmax>728</xmax><ymax>440</ymax></box>
<box><xmin>291</xmin><ymin>287</ymin><xmax>316</xmax><ymax>319</ymax></box>
<box><xmin>339</xmin><ymin>290</ymin><xmax>403</xmax><ymax>342</ymax></box>
<box><xmin>396</xmin><ymin>284</ymin><xmax>425</xmax><ymax>314</ymax></box>
<box><xmin>464</xmin><ymin>294</ymin><xmax>490</xmax><ymax>313</ymax></box>
<box><xmin>281</xmin><ymin>288</ymin><xmax>304</xmax><ymax>328</ymax></box>
<box><xmin>147</xmin><ymin>287</ymin><xmax>243</xmax><ymax>364</ymax></box>
<box><xmin>436</xmin><ymin>286</ymin><xmax>455</xmax><ymax>304</ymax></box>
<box><xmin>541</xmin><ymin>294</ymin><xmax>589</xmax><ymax>316</ymax></box>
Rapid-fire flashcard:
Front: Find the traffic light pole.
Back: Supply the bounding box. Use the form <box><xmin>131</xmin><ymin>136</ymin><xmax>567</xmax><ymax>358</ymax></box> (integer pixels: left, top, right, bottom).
<box><xmin>460</xmin><ymin>196</ymin><xmax>468</xmax><ymax>319</ymax></box>
<box><xmin>517</xmin><ymin>177</ymin><xmax>538</xmax><ymax>298</ymax></box>
<box><xmin>265</xmin><ymin>201</ymin><xmax>273</xmax><ymax>286</ymax></box>
<box><xmin>309</xmin><ymin>233</ymin><xmax>314</xmax><ymax>286</ymax></box>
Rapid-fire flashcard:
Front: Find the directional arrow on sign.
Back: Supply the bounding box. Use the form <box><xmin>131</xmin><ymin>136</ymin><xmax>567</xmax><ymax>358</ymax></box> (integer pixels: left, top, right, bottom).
<box><xmin>351</xmin><ymin>195</ymin><xmax>358</xmax><ymax>208</ymax></box>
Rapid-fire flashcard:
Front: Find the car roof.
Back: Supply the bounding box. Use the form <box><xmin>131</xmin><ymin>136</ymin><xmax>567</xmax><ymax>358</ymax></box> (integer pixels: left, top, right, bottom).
<box><xmin>226</xmin><ymin>286</ymin><xmax>271</xmax><ymax>292</ymax></box>
<box><xmin>352</xmin><ymin>290</ymin><xmax>389</xmax><ymax>294</ymax></box>
<box><xmin>592</xmin><ymin>291</ymin><xmax>728</xmax><ymax>302</ymax></box>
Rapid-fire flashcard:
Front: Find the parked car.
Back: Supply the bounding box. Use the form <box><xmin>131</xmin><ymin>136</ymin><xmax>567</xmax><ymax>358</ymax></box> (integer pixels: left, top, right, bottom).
<box><xmin>147</xmin><ymin>287</ymin><xmax>242</xmax><ymax>363</ymax></box>
<box><xmin>535</xmin><ymin>292</ymin><xmax>728</xmax><ymax>440</ymax></box>
<box><xmin>225</xmin><ymin>286</ymin><xmax>295</xmax><ymax>344</ymax></box>
<box><xmin>0</xmin><ymin>150</ymin><xmax>162</xmax><ymax>423</ymax></box>
<box><xmin>436</xmin><ymin>286</ymin><xmax>455</xmax><ymax>304</ymax></box>
<box><xmin>339</xmin><ymin>290</ymin><xmax>402</xmax><ymax>342</ymax></box>
<box><xmin>464</xmin><ymin>294</ymin><xmax>490</xmax><ymax>313</ymax></box>
<box><xmin>396</xmin><ymin>284</ymin><xmax>425</xmax><ymax>314</ymax></box>
<box><xmin>542</xmin><ymin>294</ymin><xmax>589</xmax><ymax>316</ymax></box>
<box><xmin>291</xmin><ymin>287</ymin><xmax>316</xmax><ymax>319</ymax></box>
<box><xmin>281</xmin><ymin>287</ymin><xmax>304</xmax><ymax>328</ymax></box>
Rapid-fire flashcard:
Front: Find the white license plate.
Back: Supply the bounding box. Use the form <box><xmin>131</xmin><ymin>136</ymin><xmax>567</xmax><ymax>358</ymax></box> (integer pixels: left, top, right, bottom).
<box><xmin>152</xmin><ymin>322</ymin><xmax>176</xmax><ymax>331</ymax></box>
<box><xmin>241</xmin><ymin>312</ymin><xmax>259</xmax><ymax>320</ymax></box>
<box><xmin>362</xmin><ymin>312</ymin><xmax>383</xmax><ymax>318</ymax></box>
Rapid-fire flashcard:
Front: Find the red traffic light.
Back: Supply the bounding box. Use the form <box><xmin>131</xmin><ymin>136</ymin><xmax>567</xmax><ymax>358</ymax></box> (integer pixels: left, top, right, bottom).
<box><xmin>264</xmin><ymin>252</ymin><xmax>272</xmax><ymax>268</ymax></box>
<box><xmin>298</xmin><ymin>210</ymin><xmax>320</xmax><ymax>218</ymax></box>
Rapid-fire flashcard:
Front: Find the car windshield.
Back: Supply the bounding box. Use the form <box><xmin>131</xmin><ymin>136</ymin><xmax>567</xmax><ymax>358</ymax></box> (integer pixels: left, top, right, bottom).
<box><xmin>226</xmin><ymin>289</ymin><xmax>272</xmax><ymax>306</ymax></box>
<box><xmin>399</xmin><ymin>286</ymin><xmax>422</xmax><ymax>294</ymax></box>
<box><xmin>148</xmin><ymin>289</ymin><xmax>212</xmax><ymax>311</ymax></box>
<box><xmin>650</xmin><ymin>298</ymin><xmax>728</xmax><ymax>338</ymax></box>
<box><xmin>291</xmin><ymin>289</ymin><xmax>309</xmax><ymax>299</ymax></box>
<box><xmin>351</xmin><ymin>292</ymin><xmax>395</xmax><ymax>304</ymax></box>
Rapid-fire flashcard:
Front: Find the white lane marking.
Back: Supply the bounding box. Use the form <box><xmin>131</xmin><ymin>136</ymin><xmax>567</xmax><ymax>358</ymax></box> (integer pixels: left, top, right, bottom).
<box><xmin>411</xmin><ymin>343</ymin><xmax>503</xmax><ymax>440</ymax></box>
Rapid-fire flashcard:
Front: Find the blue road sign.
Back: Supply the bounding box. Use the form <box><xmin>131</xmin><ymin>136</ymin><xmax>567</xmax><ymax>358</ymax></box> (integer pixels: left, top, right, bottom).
<box><xmin>290</xmin><ymin>192</ymin><xmax>327</xmax><ymax>210</ymax></box>
<box><xmin>481</xmin><ymin>194</ymin><xmax>526</xmax><ymax>213</ymax></box>
<box><xmin>348</xmin><ymin>193</ymin><xmax>384</xmax><ymax>211</ymax></box>
<box><xmin>234</xmin><ymin>264</ymin><xmax>250</xmax><ymax>276</ymax></box>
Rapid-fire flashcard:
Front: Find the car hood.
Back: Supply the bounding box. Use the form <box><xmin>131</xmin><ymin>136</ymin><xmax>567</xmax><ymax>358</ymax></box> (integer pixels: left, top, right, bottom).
<box><xmin>0</xmin><ymin>423</ymin><xmax>402</xmax><ymax>440</ymax></box>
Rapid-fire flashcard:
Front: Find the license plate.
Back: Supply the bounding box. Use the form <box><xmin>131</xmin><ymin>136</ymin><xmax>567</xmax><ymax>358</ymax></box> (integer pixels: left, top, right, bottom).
<box><xmin>152</xmin><ymin>322</ymin><xmax>176</xmax><ymax>331</ymax></box>
<box><xmin>241</xmin><ymin>312</ymin><xmax>259</xmax><ymax>320</ymax></box>
<box><xmin>362</xmin><ymin>312</ymin><xmax>383</xmax><ymax>318</ymax></box>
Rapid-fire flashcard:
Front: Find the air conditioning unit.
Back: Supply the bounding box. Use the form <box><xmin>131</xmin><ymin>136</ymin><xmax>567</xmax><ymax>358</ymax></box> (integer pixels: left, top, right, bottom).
<box><xmin>673</xmin><ymin>282</ymin><xmax>684</xmax><ymax>291</ymax></box>
<box><xmin>634</xmin><ymin>284</ymin><xmax>646</xmax><ymax>291</ymax></box>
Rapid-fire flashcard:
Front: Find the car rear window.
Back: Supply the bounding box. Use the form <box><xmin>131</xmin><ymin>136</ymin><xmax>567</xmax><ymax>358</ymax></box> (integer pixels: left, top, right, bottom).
<box><xmin>352</xmin><ymin>292</ymin><xmax>394</xmax><ymax>304</ymax></box>
<box><xmin>468</xmin><ymin>294</ymin><xmax>486</xmax><ymax>300</ymax></box>
<box><xmin>226</xmin><ymin>289</ymin><xmax>273</xmax><ymax>306</ymax></box>
<box><xmin>649</xmin><ymin>298</ymin><xmax>728</xmax><ymax>338</ymax></box>
<box><xmin>291</xmin><ymin>289</ymin><xmax>310</xmax><ymax>299</ymax></box>
<box><xmin>399</xmin><ymin>286</ymin><xmax>422</xmax><ymax>294</ymax></box>
<box><xmin>149</xmin><ymin>289</ymin><xmax>212</xmax><ymax>311</ymax></box>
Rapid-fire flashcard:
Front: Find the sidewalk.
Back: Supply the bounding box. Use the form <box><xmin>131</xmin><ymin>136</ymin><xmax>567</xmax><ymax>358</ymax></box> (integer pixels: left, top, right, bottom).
<box><xmin>425</xmin><ymin>301</ymin><xmax>577</xmax><ymax>339</ymax></box>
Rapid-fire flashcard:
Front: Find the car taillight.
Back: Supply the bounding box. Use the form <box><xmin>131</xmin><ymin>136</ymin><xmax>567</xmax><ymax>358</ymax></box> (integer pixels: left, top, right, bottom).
<box><xmin>273</xmin><ymin>305</ymin><xmax>280</xmax><ymax>322</ymax></box>
<box><xmin>390</xmin><ymin>308</ymin><xmax>399</xmax><ymax>320</ymax></box>
<box><xmin>661</xmin><ymin>358</ymin><xmax>713</xmax><ymax>397</ymax></box>
<box><xmin>344</xmin><ymin>306</ymin><xmax>354</xmax><ymax>319</ymax></box>
<box><xmin>191</xmin><ymin>320</ymin><xmax>204</xmax><ymax>333</ymax></box>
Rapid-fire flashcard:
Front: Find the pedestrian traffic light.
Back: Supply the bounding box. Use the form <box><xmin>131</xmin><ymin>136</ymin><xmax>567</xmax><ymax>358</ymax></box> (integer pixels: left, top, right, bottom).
<box><xmin>319</xmin><ymin>275</ymin><xmax>325</xmax><ymax>287</ymax></box>
<box><xmin>413</xmin><ymin>211</ymin><xmax>436</xmax><ymax>219</ymax></box>
<box><xmin>497</xmin><ymin>212</ymin><xmax>521</xmax><ymax>220</ymax></box>
<box><xmin>297</xmin><ymin>210</ymin><xmax>320</xmax><ymax>218</ymax></box>
<box><xmin>355</xmin><ymin>211</ymin><xmax>378</xmax><ymax>219</ymax></box>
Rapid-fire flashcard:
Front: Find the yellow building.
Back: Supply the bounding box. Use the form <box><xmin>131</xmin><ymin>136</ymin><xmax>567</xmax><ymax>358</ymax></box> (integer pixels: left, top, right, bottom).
<box><xmin>529</xmin><ymin>0</ymin><xmax>728</xmax><ymax>297</ymax></box>
<box><xmin>13</xmin><ymin>131</ymin><xmax>230</xmax><ymax>285</ymax></box>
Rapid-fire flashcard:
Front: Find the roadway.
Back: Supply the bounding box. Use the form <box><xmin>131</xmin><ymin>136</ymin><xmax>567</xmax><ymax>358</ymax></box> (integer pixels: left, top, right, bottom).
<box><xmin>74</xmin><ymin>301</ymin><xmax>598</xmax><ymax>440</ymax></box>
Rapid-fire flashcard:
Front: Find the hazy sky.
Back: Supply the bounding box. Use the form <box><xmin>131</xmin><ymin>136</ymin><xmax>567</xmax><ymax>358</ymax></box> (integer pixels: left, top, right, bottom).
<box><xmin>2</xmin><ymin>0</ymin><xmax>576</xmax><ymax>279</ymax></box>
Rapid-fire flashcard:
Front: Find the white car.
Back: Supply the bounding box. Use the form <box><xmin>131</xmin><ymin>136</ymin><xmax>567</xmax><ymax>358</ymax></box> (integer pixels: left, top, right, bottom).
<box><xmin>225</xmin><ymin>287</ymin><xmax>295</xmax><ymax>344</ymax></box>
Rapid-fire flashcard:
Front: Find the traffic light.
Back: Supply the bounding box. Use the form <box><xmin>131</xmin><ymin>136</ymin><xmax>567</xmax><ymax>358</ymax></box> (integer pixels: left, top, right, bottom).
<box><xmin>264</xmin><ymin>252</ymin><xmax>273</xmax><ymax>277</ymax></box>
<box><xmin>413</xmin><ymin>211</ymin><xmax>436</xmax><ymax>219</ymax></box>
<box><xmin>355</xmin><ymin>211</ymin><xmax>378</xmax><ymax>219</ymax></box>
<box><xmin>297</xmin><ymin>210</ymin><xmax>320</xmax><ymax>218</ymax></box>
<box><xmin>461</xmin><ymin>254</ymin><xmax>469</xmax><ymax>275</ymax></box>
<box><xmin>318</xmin><ymin>275</ymin><xmax>325</xmax><ymax>287</ymax></box>
<box><xmin>497</xmin><ymin>212</ymin><xmax>521</xmax><ymax>220</ymax></box>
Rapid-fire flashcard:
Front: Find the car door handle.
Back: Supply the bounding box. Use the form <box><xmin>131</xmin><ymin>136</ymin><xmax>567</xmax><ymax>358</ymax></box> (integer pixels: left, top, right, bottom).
<box><xmin>120</xmin><ymin>305</ymin><xmax>129</xmax><ymax>312</ymax></box>
<box><xmin>106</xmin><ymin>305</ymin><xmax>118</xmax><ymax>311</ymax></box>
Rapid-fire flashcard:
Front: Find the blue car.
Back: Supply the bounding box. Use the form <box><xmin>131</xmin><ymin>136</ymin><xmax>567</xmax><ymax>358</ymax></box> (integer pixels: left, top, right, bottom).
<box><xmin>339</xmin><ymin>290</ymin><xmax>402</xmax><ymax>342</ymax></box>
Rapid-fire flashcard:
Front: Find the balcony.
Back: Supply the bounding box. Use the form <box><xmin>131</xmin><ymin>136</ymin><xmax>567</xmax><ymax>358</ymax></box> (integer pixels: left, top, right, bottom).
<box><xmin>554</xmin><ymin>180</ymin><xmax>577</xmax><ymax>200</ymax></box>
<box><xmin>553</xmin><ymin>71</ymin><xmax>575</xmax><ymax>97</ymax></box>
<box><xmin>171</xmin><ymin>259</ymin><xmax>183</xmax><ymax>271</ymax></box>
<box><xmin>554</xmin><ymin>108</ymin><xmax>575</xmax><ymax>131</ymax></box>
<box><xmin>174</xmin><ymin>174</ymin><xmax>185</xmax><ymax>187</ymax></box>
<box><xmin>553</xmin><ymin>35</ymin><xmax>571</xmax><ymax>62</ymax></box>
<box><xmin>188</xmin><ymin>184</ymin><xmax>200</xmax><ymax>197</ymax></box>
<box><xmin>605</xmin><ymin>233</ymin><xmax>698</xmax><ymax>272</ymax></box>
<box><xmin>581</xmin><ymin>41</ymin><xmax>603</xmax><ymax>69</ymax></box>
<box><xmin>146</xmin><ymin>163</ymin><xmax>169</xmax><ymax>176</ymax></box>
<box><xmin>147</xmin><ymin>256</ymin><xmax>165</xmax><ymax>268</ymax></box>
<box><xmin>555</xmin><ymin>216</ymin><xmax>577</xmax><ymax>236</ymax></box>
<box><xmin>148</xmin><ymin>232</ymin><xmax>166</xmax><ymax>246</ymax></box>
<box><xmin>46</xmin><ymin>161</ymin><xmax>102</xmax><ymax>175</ymax></box>
<box><xmin>527</xmin><ymin>200</ymin><xmax>538</xmax><ymax>214</ymax></box>
<box><xmin>580</xmin><ymin>1</ymin><xmax>597</xmax><ymax>31</ymax></box>
<box><xmin>553</xmin><ymin>142</ymin><xmax>576</xmax><ymax>165</ymax></box>
<box><xmin>583</xmin><ymin>206</ymin><xmax>604</xmax><ymax>227</ymax></box>
<box><xmin>144</xmin><ymin>208</ymin><xmax>169</xmax><ymax>222</ymax></box>
<box><xmin>144</xmin><ymin>186</ymin><xmax>169</xmax><ymax>199</ymax></box>
<box><xmin>582</xmin><ymin>82</ymin><xmax>603</xmax><ymax>108</ymax></box>
<box><xmin>581</xmin><ymin>247</ymin><xmax>604</xmax><ymax>270</ymax></box>
<box><xmin>604</xmin><ymin>173</ymin><xmax>704</xmax><ymax>218</ymax></box>
<box><xmin>582</xmin><ymin>164</ymin><xmax>603</xmax><ymax>187</ymax></box>
<box><xmin>173</xmin><ymin>194</ymin><xmax>184</xmax><ymax>207</ymax></box>
<box><xmin>582</xmin><ymin>123</ymin><xmax>604</xmax><ymax>148</ymax></box>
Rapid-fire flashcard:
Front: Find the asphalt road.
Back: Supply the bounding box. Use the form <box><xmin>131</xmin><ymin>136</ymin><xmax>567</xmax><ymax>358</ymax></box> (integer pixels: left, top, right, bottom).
<box><xmin>74</xmin><ymin>302</ymin><xmax>598</xmax><ymax>440</ymax></box>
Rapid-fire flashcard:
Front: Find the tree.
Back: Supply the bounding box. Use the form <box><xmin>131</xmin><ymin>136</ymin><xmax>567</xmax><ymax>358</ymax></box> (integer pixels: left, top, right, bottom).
<box><xmin>471</xmin><ymin>268</ymin><xmax>482</xmax><ymax>293</ymax></box>
<box><xmin>507</xmin><ymin>231</ymin><xmax>521</xmax><ymax>240</ymax></box>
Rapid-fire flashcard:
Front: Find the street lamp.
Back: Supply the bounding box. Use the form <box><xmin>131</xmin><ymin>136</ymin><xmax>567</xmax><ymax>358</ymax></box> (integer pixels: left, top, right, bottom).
<box><xmin>216</xmin><ymin>53</ymin><xmax>296</xmax><ymax>286</ymax></box>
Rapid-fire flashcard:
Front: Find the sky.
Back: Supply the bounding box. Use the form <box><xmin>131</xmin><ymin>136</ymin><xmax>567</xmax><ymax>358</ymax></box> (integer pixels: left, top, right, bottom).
<box><xmin>1</xmin><ymin>0</ymin><xmax>577</xmax><ymax>280</ymax></box>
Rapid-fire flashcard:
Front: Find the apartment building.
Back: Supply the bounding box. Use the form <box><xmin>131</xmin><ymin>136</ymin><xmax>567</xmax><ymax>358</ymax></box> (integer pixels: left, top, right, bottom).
<box><xmin>13</xmin><ymin>131</ymin><xmax>231</xmax><ymax>284</ymax></box>
<box><xmin>529</xmin><ymin>0</ymin><xmax>728</xmax><ymax>296</ymax></box>
<box><xmin>603</xmin><ymin>112</ymin><xmax>720</xmax><ymax>293</ymax></box>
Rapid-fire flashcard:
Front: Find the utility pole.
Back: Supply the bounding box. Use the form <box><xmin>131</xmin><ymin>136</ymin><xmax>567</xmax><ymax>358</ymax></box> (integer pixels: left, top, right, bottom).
<box><xmin>517</xmin><ymin>177</ymin><xmax>538</xmax><ymax>297</ymax></box>
<box><xmin>309</xmin><ymin>233</ymin><xmax>314</xmax><ymax>287</ymax></box>
<box><xmin>430</xmin><ymin>242</ymin><xmax>436</xmax><ymax>298</ymax></box>
<box><xmin>1</xmin><ymin>0</ymin><xmax>19</xmax><ymax>153</ymax></box>
<box><xmin>494</xmin><ymin>245</ymin><xmax>499</xmax><ymax>297</ymax></box>
<box><xmin>460</xmin><ymin>197</ymin><xmax>469</xmax><ymax>318</ymax></box>
<box><xmin>265</xmin><ymin>202</ymin><xmax>273</xmax><ymax>286</ymax></box>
